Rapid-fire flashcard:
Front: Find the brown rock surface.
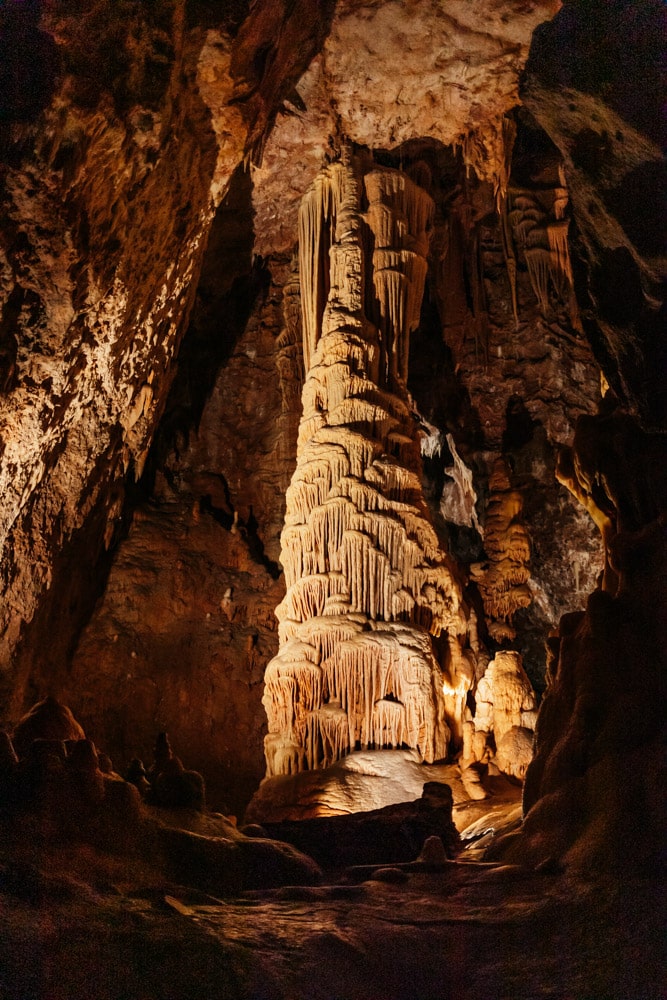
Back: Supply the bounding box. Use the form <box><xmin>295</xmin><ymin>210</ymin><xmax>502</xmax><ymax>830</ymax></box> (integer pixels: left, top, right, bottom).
<box><xmin>0</xmin><ymin>838</ymin><xmax>659</xmax><ymax>1000</ymax></box>
<box><xmin>0</xmin><ymin>0</ymin><xmax>601</xmax><ymax>799</ymax></box>
<box><xmin>60</xmin><ymin>237</ymin><xmax>295</xmax><ymax>814</ymax></box>
<box><xmin>258</xmin><ymin>782</ymin><xmax>462</xmax><ymax>870</ymax></box>
<box><xmin>0</xmin><ymin>4</ymin><xmax>241</xmax><ymax>716</ymax></box>
<box><xmin>62</xmin><ymin>495</ymin><xmax>281</xmax><ymax>815</ymax></box>
<box><xmin>499</xmin><ymin>402</ymin><xmax>667</xmax><ymax>871</ymax></box>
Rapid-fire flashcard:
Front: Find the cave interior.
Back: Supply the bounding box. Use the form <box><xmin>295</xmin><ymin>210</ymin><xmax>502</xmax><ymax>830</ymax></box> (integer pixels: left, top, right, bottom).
<box><xmin>0</xmin><ymin>1</ymin><xmax>664</xmax><ymax>998</ymax></box>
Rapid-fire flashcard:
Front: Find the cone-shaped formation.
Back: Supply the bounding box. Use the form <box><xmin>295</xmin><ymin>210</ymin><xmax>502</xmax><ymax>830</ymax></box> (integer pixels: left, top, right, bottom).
<box><xmin>12</xmin><ymin>696</ymin><xmax>86</xmax><ymax>760</ymax></box>
<box><xmin>263</xmin><ymin>154</ymin><xmax>467</xmax><ymax>778</ymax></box>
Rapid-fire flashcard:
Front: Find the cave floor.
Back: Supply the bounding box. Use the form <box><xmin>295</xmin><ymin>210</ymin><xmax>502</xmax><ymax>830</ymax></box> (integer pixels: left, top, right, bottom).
<box><xmin>0</xmin><ymin>838</ymin><xmax>661</xmax><ymax>1000</ymax></box>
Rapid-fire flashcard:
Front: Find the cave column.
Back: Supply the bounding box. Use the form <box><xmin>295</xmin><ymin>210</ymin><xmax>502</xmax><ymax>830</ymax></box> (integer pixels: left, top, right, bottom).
<box><xmin>262</xmin><ymin>152</ymin><xmax>467</xmax><ymax>778</ymax></box>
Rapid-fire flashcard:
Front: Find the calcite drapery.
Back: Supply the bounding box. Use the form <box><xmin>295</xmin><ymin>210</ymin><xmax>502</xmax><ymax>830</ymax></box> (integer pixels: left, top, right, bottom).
<box><xmin>505</xmin><ymin>173</ymin><xmax>580</xmax><ymax>329</ymax></box>
<box><xmin>463</xmin><ymin>650</ymin><xmax>537</xmax><ymax>779</ymax></box>
<box><xmin>263</xmin><ymin>153</ymin><xmax>466</xmax><ymax>777</ymax></box>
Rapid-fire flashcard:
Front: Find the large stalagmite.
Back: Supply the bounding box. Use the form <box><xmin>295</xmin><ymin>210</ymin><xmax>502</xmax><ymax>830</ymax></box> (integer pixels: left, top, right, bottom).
<box><xmin>262</xmin><ymin>153</ymin><xmax>467</xmax><ymax>777</ymax></box>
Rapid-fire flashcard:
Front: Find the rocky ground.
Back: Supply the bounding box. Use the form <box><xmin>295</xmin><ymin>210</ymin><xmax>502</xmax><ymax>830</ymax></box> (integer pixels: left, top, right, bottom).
<box><xmin>0</xmin><ymin>694</ymin><xmax>662</xmax><ymax>1000</ymax></box>
<box><xmin>0</xmin><ymin>826</ymin><xmax>660</xmax><ymax>1000</ymax></box>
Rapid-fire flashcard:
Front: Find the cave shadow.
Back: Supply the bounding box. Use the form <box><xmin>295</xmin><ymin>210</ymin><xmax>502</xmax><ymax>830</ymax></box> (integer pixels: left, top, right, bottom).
<box><xmin>525</xmin><ymin>0</ymin><xmax>665</xmax><ymax>149</ymax></box>
<box><xmin>142</xmin><ymin>162</ymin><xmax>269</xmax><ymax>489</ymax></box>
<box><xmin>0</xmin><ymin>0</ymin><xmax>58</xmax><ymax>163</ymax></box>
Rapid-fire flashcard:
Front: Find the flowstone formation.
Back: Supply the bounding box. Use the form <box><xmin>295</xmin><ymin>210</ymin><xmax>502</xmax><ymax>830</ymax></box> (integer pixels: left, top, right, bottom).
<box><xmin>471</xmin><ymin>458</ymin><xmax>531</xmax><ymax>643</ymax></box>
<box><xmin>503</xmin><ymin>169</ymin><xmax>580</xmax><ymax>330</ymax></box>
<box><xmin>262</xmin><ymin>153</ymin><xmax>468</xmax><ymax>778</ymax></box>
<box><xmin>463</xmin><ymin>650</ymin><xmax>537</xmax><ymax>781</ymax></box>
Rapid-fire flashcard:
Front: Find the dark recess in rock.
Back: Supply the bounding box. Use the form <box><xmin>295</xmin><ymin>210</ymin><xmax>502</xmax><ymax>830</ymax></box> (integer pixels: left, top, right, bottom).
<box><xmin>0</xmin><ymin>1</ymin><xmax>58</xmax><ymax>129</ymax></box>
<box><xmin>143</xmin><ymin>163</ymin><xmax>264</xmax><ymax>483</ymax></box>
<box><xmin>605</xmin><ymin>160</ymin><xmax>667</xmax><ymax>258</ymax></box>
<box><xmin>526</xmin><ymin>0</ymin><xmax>666</xmax><ymax>150</ymax></box>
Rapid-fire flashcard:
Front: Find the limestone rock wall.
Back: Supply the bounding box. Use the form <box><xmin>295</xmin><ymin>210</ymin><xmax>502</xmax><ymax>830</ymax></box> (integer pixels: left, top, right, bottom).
<box><xmin>60</xmin><ymin>191</ymin><xmax>294</xmax><ymax>815</ymax></box>
<box><xmin>408</xmin><ymin>133</ymin><xmax>604</xmax><ymax>688</ymax></box>
<box><xmin>523</xmin><ymin>1</ymin><xmax>665</xmax><ymax>432</ymax></box>
<box><xmin>0</xmin><ymin>2</ymin><xmax>250</xmax><ymax>716</ymax></box>
<box><xmin>0</xmin><ymin>0</ymin><xmax>562</xmax><ymax>723</ymax></box>
<box><xmin>502</xmin><ymin>401</ymin><xmax>667</xmax><ymax>870</ymax></box>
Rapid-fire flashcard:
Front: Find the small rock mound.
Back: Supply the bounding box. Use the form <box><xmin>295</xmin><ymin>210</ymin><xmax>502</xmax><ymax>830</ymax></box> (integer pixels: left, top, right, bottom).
<box><xmin>146</xmin><ymin>732</ymin><xmax>206</xmax><ymax>811</ymax></box>
<box><xmin>12</xmin><ymin>696</ymin><xmax>85</xmax><ymax>759</ymax></box>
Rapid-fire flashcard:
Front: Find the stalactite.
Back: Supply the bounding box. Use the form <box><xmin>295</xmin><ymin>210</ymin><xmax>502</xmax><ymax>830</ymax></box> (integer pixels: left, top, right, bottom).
<box><xmin>496</xmin><ymin>115</ymin><xmax>517</xmax><ymax>210</ymax></box>
<box><xmin>307</xmin><ymin>701</ymin><xmax>350</xmax><ymax>769</ymax></box>
<box><xmin>461</xmin><ymin>213</ymin><xmax>489</xmax><ymax>365</ymax></box>
<box><xmin>547</xmin><ymin>216</ymin><xmax>581</xmax><ymax>331</ymax></box>
<box><xmin>547</xmin><ymin>221</ymin><xmax>571</xmax><ymax>291</ymax></box>
<box><xmin>298</xmin><ymin>163</ymin><xmax>348</xmax><ymax>373</ymax></box>
<box><xmin>506</xmin><ymin>177</ymin><xmax>580</xmax><ymax>326</ymax></box>
<box><xmin>364</xmin><ymin>170</ymin><xmax>434</xmax><ymax>388</ymax></box>
<box><xmin>262</xmin><ymin>153</ymin><xmax>468</xmax><ymax>777</ymax></box>
<box><xmin>499</xmin><ymin>198</ymin><xmax>520</xmax><ymax>328</ymax></box>
<box><xmin>524</xmin><ymin>245</ymin><xmax>553</xmax><ymax>316</ymax></box>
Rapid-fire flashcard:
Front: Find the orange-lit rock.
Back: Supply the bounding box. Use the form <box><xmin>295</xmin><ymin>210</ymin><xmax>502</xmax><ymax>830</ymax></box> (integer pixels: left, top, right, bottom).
<box><xmin>463</xmin><ymin>650</ymin><xmax>537</xmax><ymax>780</ymax></box>
<box><xmin>471</xmin><ymin>459</ymin><xmax>532</xmax><ymax>642</ymax></box>
<box><xmin>261</xmin><ymin>153</ymin><xmax>468</xmax><ymax>780</ymax></box>
<box><xmin>0</xmin><ymin>0</ymin><xmax>597</xmax><ymax>803</ymax></box>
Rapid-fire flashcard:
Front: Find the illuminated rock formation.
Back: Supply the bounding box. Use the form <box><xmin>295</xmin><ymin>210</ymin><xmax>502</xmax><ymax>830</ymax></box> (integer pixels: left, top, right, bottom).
<box><xmin>553</xmin><ymin>395</ymin><xmax>663</xmax><ymax>597</ymax></box>
<box><xmin>464</xmin><ymin>462</ymin><xmax>537</xmax><ymax>777</ymax></box>
<box><xmin>263</xmin><ymin>153</ymin><xmax>467</xmax><ymax>777</ymax></box>
<box><xmin>474</xmin><ymin>651</ymin><xmax>538</xmax><ymax>740</ymax></box>
<box><xmin>463</xmin><ymin>650</ymin><xmax>537</xmax><ymax>779</ymax></box>
<box><xmin>471</xmin><ymin>459</ymin><xmax>531</xmax><ymax>642</ymax></box>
